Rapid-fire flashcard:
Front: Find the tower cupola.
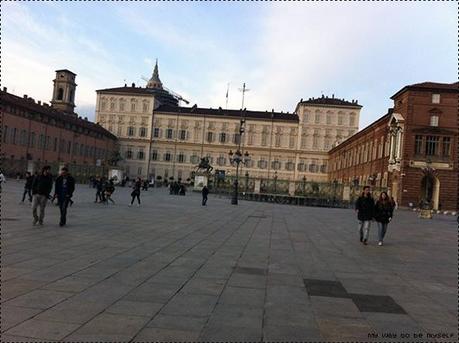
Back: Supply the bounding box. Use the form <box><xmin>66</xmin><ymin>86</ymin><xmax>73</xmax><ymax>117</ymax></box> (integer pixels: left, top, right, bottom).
<box><xmin>146</xmin><ymin>59</ymin><xmax>163</xmax><ymax>89</ymax></box>
<box><xmin>50</xmin><ymin>69</ymin><xmax>77</xmax><ymax>114</ymax></box>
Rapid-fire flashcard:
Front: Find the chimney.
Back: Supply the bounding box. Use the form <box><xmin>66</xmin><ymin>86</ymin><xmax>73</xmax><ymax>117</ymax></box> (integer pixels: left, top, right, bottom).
<box><xmin>38</xmin><ymin>101</ymin><xmax>41</xmax><ymax>105</ymax></box>
<box><xmin>332</xmin><ymin>94</ymin><xmax>334</xmax><ymax>98</ymax></box>
<box><xmin>23</xmin><ymin>94</ymin><xmax>28</xmax><ymax>99</ymax></box>
<box><xmin>2</xmin><ymin>87</ymin><xmax>6</xmax><ymax>92</ymax></box>
<box><xmin>84</xmin><ymin>117</ymin><xmax>88</xmax><ymax>121</ymax></box>
<box><xmin>124</xmin><ymin>83</ymin><xmax>127</xmax><ymax>87</ymax></box>
<box><xmin>131</xmin><ymin>83</ymin><xmax>135</xmax><ymax>87</ymax></box>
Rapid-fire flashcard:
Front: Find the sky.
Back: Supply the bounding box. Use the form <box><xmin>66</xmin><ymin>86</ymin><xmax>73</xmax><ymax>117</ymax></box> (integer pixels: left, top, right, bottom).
<box><xmin>2</xmin><ymin>1</ymin><xmax>457</xmax><ymax>129</ymax></box>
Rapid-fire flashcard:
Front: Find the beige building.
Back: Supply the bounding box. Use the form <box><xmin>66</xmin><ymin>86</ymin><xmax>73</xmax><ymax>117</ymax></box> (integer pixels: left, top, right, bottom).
<box><xmin>95</xmin><ymin>63</ymin><xmax>362</xmax><ymax>182</ymax></box>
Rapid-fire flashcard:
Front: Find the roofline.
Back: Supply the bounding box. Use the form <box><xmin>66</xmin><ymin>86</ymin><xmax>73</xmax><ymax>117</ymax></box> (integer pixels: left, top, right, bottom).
<box><xmin>328</xmin><ymin>111</ymin><xmax>392</xmax><ymax>154</ymax></box>
<box><xmin>391</xmin><ymin>83</ymin><xmax>459</xmax><ymax>99</ymax></box>
<box><xmin>55</xmin><ymin>69</ymin><xmax>76</xmax><ymax>75</ymax></box>
<box><xmin>297</xmin><ymin>102</ymin><xmax>362</xmax><ymax>109</ymax></box>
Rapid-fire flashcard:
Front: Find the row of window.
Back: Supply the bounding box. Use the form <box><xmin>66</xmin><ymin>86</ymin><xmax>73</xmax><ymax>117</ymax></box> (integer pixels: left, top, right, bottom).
<box><xmin>2</xmin><ymin>126</ymin><xmax>108</xmax><ymax>159</ymax></box>
<box><xmin>100</xmin><ymin>99</ymin><xmax>150</xmax><ymax>113</ymax></box>
<box><xmin>330</xmin><ymin>136</ymin><xmax>389</xmax><ymax>172</ymax></box>
<box><xmin>303</xmin><ymin>112</ymin><xmax>357</xmax><ymax>126</ymax></box>
<box><xmin>414</xmin><ymin>135</ymin><xmax>451</xmax><ymax>157</ymax></box>
<box><xmin>123</xmin><ymin>148</ymin><xmax>327</xmax><ymax>173</ymax></box>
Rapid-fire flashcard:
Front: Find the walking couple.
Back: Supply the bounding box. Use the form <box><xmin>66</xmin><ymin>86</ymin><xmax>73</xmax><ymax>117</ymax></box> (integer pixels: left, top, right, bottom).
<box><xmin>355</xmin><ymin>186</ymin><xmax>395</xmax><ymax>246</ymax></box>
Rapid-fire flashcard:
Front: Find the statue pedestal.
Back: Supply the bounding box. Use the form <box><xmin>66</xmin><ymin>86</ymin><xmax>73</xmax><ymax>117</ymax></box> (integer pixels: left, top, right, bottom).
<box><xmin>342</xmin><ymin>185</ymin><xmax>351</xmax><ymax>201</ymax></box>
<box><xmin>254</xmin><ymin>180</ymin><xmax>261</xmax><ymax>194</ymax></box>
<box><xmin>194</xmin><ymin>174</ymin><xmax>208</xmax><ymax>191</ymax></box>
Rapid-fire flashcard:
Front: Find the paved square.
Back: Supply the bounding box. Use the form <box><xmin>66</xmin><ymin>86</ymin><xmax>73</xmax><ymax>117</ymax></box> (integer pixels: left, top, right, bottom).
<box><xmin>1</xmin><ymin>181</ymin><xmax>457</xmax><ymax>342</ymax></box>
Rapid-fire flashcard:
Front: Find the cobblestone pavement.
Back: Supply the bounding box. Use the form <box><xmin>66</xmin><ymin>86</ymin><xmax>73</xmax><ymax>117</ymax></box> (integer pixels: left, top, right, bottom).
<box><xmin>1</xmin><ymin>181</ymin><xmax>457</xmax><ymax>342</ymax></box>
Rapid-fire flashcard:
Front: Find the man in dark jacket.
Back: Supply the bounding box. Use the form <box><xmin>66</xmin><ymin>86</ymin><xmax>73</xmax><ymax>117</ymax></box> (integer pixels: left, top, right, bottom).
<box><xmin>355</xmin><ymin>186</ymin><xmax>375</xmax><ymax>245</ymax></box>
<box><xmin>54</xmin><ymin>167</ymin><xmax>75</xmax><ymax>227</ymax></box>
<box><xmin>21</xmin><ymin>171</ymin><xmax>34</xmax><ymax>203</ymax></box>
<box><xmin>31</xmin><ymin>166</ymin><xmax>53</xmax><ymax>225</ymax></box>
<box><xmin>202</xmin><ymin>185</ymin><xmax>209</xmax><ymax>206</ymax></box>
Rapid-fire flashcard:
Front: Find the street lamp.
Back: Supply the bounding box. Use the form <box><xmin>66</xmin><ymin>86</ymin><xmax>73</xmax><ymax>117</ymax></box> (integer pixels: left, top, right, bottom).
<box><xmin>302</xmin><ymin>175</ymin><xmax>307</xmax><ymax>195</ymax></box>
<box><xmin>245</xmin><ymin>171</ymin><xmax>249</xmax><ymax>194</ymax></box>
<box><xmin>229</xmin><ymin>149</ymin><xmax>250</xmax><ymax>205</ymax></box>
<box><xmin>273</xmin><ymin>171</ymin><xmax>278</xmax><ymax>194</ymax></box>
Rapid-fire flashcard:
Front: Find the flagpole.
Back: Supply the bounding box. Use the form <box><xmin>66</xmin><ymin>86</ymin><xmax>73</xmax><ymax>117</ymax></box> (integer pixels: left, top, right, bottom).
<box><xmin>225</xmin><ymin>83</ymin><xmax>229</xmax><ymax>110</ymax></box>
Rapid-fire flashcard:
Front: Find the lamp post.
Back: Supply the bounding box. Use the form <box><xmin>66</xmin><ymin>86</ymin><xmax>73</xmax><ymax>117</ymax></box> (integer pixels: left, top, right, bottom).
<box><xmin>229</xmin><ymin>149</ymin><xmax>250</xmax><ymax>205</ymax></box>
<box><xmin>273</xmin><ymin>171</ymin><xmax>278</xmax><ymax>194</ymax></box>
<box><xmin>245</xmin><ymin>171</ymin><xmax>249</xmax><ymax>194</ymax></box>
<box><xmin>302</xmin><ymin>175</ymin><xmax>307</xmax><ymax>196</ymax></box>
<box><xmin>228</xmin><ymin>117</ymin><xmax>249</xmax><ymax>205</ymax></box>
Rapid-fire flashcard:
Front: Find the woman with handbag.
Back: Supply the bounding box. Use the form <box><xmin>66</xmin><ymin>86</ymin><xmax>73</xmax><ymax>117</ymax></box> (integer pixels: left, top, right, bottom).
<box><xmin>374</xmin><ymin>192</ymin><xmax>394</xmax><ymax>246</ymax></box>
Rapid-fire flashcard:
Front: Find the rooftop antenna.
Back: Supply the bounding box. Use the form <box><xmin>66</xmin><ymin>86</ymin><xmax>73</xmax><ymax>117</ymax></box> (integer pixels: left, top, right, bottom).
<box><xmin>238</xmin><ymin>82</ymin><xmax>250</xmax><ymax>109</ymax></box>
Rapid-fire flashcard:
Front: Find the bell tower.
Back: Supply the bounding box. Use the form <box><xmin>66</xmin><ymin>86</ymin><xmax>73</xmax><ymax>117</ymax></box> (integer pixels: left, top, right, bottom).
<box><xmin>51</xmin><ymin>69</ymin><xmax>77</xmax><ymax>114</ymax></box>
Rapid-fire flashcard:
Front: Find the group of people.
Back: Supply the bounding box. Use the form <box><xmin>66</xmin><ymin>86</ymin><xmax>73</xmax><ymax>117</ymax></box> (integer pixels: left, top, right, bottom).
<box><xmin>355</xmin><ymin>186</ymin><xmax>395</xmax><ymax>246</ymax></box>
<box><xmin>94</xmin><ymin>177</ymin><xmax>116</xmax><ymax>204</ymax></box>
<box><xmin>25</xmin><ymin>166</ymin><xmax>75</xmax><ymax>227</ymax></box>
<box><xmin>169</xmin><ymin>181</ymin><xmax>186</xmax><ymax>196</ymax></box>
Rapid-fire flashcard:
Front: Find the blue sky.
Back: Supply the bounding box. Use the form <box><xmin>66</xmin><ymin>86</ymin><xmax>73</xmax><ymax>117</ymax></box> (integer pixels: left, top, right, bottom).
<box><xmin>2</xmin><ymin>1</ymin><xmax>457</xmax><ymax>128</ymax></box>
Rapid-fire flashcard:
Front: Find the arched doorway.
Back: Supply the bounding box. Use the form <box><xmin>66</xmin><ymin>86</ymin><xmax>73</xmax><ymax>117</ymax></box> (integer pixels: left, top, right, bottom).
<box><xmin>420</xmin><ymin>174</ymin><xmax>440</xmax><ymax>210</ymax></box>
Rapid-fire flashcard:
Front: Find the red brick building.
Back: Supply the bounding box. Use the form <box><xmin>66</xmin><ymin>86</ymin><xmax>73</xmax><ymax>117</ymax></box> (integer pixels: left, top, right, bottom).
<box><xmin>0</xmin><ymin>70</ymin><xmax>117</xmax><ymax>179</ymax></box>
<box><xmin>329</xmin><ymin>81</ymin><xmax>458</xmax><ymax>211</ymax></box>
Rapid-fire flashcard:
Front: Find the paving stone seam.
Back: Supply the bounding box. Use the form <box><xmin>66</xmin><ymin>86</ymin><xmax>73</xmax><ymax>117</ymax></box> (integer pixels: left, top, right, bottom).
<box><xmin>2</xmin><ymin>199</ymin><xmax>245</xmax><ymax>337</ymax></box>
<box><xmin>128</xmin><ymin>205</ymin><xmax>258</xmax><ymax>341</ymax></box>
<box><xmin>196</xmin><ymin>214</ymin><xmax>266</xmax><ymax>341</ymax></box>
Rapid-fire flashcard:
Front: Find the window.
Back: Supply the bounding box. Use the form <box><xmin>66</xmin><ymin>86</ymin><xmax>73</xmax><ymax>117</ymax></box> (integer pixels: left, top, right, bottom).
<box><xmin>29</xmin><ymin>132</ymin><xmax>35</xmax><ymax>148</ymax></box>
<box><xmin>3</xmin><ymin>126</ymin><xmax>8</xmax><ymax>143</ymax></box>
<box><xmin>258</xmin><ymin>159</ymin><xmax>268</xmax><ymax>169</ymax></box>
<box><xmin>153</xmin><ymin>128</ymin><xmax>160</xmax><ymax>138</ymax></box>
<box><xmin>139</xmin><ymin>127</ymin><xmax>147</xmax><ymax>137</ymax></box>
<box><xmin>349</xmin><ymin>115</ymin><xmax>356</xmax><ymax>126</ymax></box>
<box><xmin>261</xmin><ymin>132</ymin><xmax>268</xmax><ymax>146</ymax></box>
<box><xmin>442</xmin><ymin>137</ymin><xmax>451</xmax><ymax>156</ymax></box>
<box><xmin>166</xmin><ymin>128</ymin><xmax>174</xmax><ymax>139</ymax></box>
<box><xmin>127</xmin><ymin>126</ymin><xmax>135</xmax><ymax>136</ymax></box>
<box><xmin>285</xmin><ymin>161</ymin><xmax>294</xmax><ymax>171</ymax></box>
<box><xmin>338</xmin><ymin>115</ymin><xmax>344</xmax><ymax>126</ymax></box>
<box><xmin>119</xmin><ymin>102</ymin><xmax>125</xmax><ymax>112</ymax></box>
<box><xmin>151</xmin><ymin>150</ymin><xmax>158</xmax><ymax>161</ymax></box>
<box><xmin>425</xmin><ymin>136</ymin><xmax>439</xmax><ymax>156</ymax></box>
<box><xmin>164</xmin><ymin>152</ymin><xmax>172</xmax><ymax>161</ymax></box>
<box><xmin>117</xmin><ymin>126</ymin><xmax>122</xmax><ymax>136</ymax></box>
<box><xmin>126</xmin><ymin>147</ymin><xmax>133</xmax><ymax>159</ymax></box>
<box><xmin>177</xmin><ymin>153</ymin><xmax>185</xmax><ymax>163</ymax></box>
<box><xmin>190</xmin><ymin>155</ymin><xmax>199</xmax><ymax>164</ymax></box>
<box><xmin>20</xmin><ymin>130</ymin><xmax>27</xmax><ymax>146</ymax></box>
<box><xmin>131</xmin><ymin>102</ymin><xmax>136</xmax><ymax>112</ymax></box>
<box><xmin>57</xmin><ymin>88</ymin><xmax>64</xmax><ymax>100</ymax></box>
<box><xmin>110</xmin><ymin>102</ymin><xmax>115</xmax><ymax>111</ymax></box>
<box><xmin>219</xmin><ymin>132</ymin><xmax>226</xmax><ymax>143</ymax></box>
<box><xmin>297</xmin><ymin>162</ymin><xmax>305</xmax><ymax>171</ymax></box>
<box><xmin>53</xmin><ymin>137</ymin><xmax>58</xmax><ymax>151</ymax></box>
<box><xmin>207</xmin><ymin>131</ymin><xmax>214</xmax><ymax>143</ymax></box>
<box><xmin>137</xmin><ymin>167</ymin><xmax>142</xmax><ymax>175</ymax></box>
<box><xmin>326</xmin><ymin>114</ymin><xmax>332</xmax><ymax>125</ymax></box>
<box><xmin>217</xmin><ymin>156</ymin><xmax>226</xmax><ymax>166</ymax></box>
<box><xmin>73</xmin><ymin>143</ymin><xmax>79</xmax><ymax>155</ymax></box>
<box><xmin>101</xmin><ymin>101</ymin><xmax>107</xmax><ymax>111</ymax></box>
<box><xmin>275</xmin><ymin>134</ymin><xmax>281</xmax><ymax>147</ymax></box>
<box><xmin>320</xmin><ymin>164</ymin><xmax>327</xmax><ymax>173</ymax></box>
<box><xmin>137</xmin><ymin>149</ymin><xmax>145</xmax><ymax>160</ymax></box>
<box><xmin>314</xmin><ymin>113</ymin><xmax>320</xmax><ymax>124</ymax></box>
<box><xmin>143</xmin><ymin>103</ymin><xmax>149</xmax><ymax>113</ymax></box>
<box><xmin>67</xmin><ymin>141</ymin><xmax>71</xmax><ymax>154</ymax></box>
<box><xmin>303</xmin><ymin>112</ymin><xmax>309</xmax><ymax>123</ymax></box>
<box><xmin>272</xmin><ymin>160</ymin><xmax>281</xmax><ymax>170</ymax></box>
<box><xmin>11</xmin><ymin>128</ymin><xmax>17</xmax><ymax>145</ymax></box>
<box><xmin>233</xmin><ymin>133</ymin><xmax>241</xmax><ymax>145</ymax></box>
<box><xmin>430</xmin><ymin>115</ymin><xmax>439</xmax><ymax>127</ymax></box>
<box><xmin>415</xmin><ymin>135</ymin><xmax>423</xmax><ymax>154</ymax></box>
<box><xmin>289</xmin><ymin>134</ymin><xmax>295</xmax><ymax>148</ymax></box>
<box><xmin>180</xmin><ymin>130</ymin><xmax>187</xmax><ymax>140</ymax></box>
<box><xmin>312</xmin><ymin>136</ymin><xmax>319</xmax><ymax>149</ymax></box>
<box><xmin>432</xmin><ymin>94</ymin><xmax>440</xmax><ymax>104</ymax></box>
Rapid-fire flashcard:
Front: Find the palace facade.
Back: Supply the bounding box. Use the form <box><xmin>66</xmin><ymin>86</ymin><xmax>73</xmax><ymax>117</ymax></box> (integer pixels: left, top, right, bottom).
<box><xmin>0</xmin><ymin>70</ymin><xmax>117</xmax><ymax>177</ymax></box>
<box><xmin>328</xmin><ymin>81</ymin><xmax>458</xmax><ymax>211</ymax></box>
<box><xmin>96</xmin><ymin>62</ymin><xmax>361</xmax><ymax>182</ymax></box>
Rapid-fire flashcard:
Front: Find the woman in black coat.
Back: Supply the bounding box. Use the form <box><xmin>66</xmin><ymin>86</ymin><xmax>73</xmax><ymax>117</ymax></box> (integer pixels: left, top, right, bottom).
<box><xmin>129</xmin><ymin>177</ymin><xmax>142</xmax><ymax>206</ymax></box>
<box><xmin>374</xmin><ymin>192</ymin><xmax>394</xmax><ymax>246</ymax></box>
